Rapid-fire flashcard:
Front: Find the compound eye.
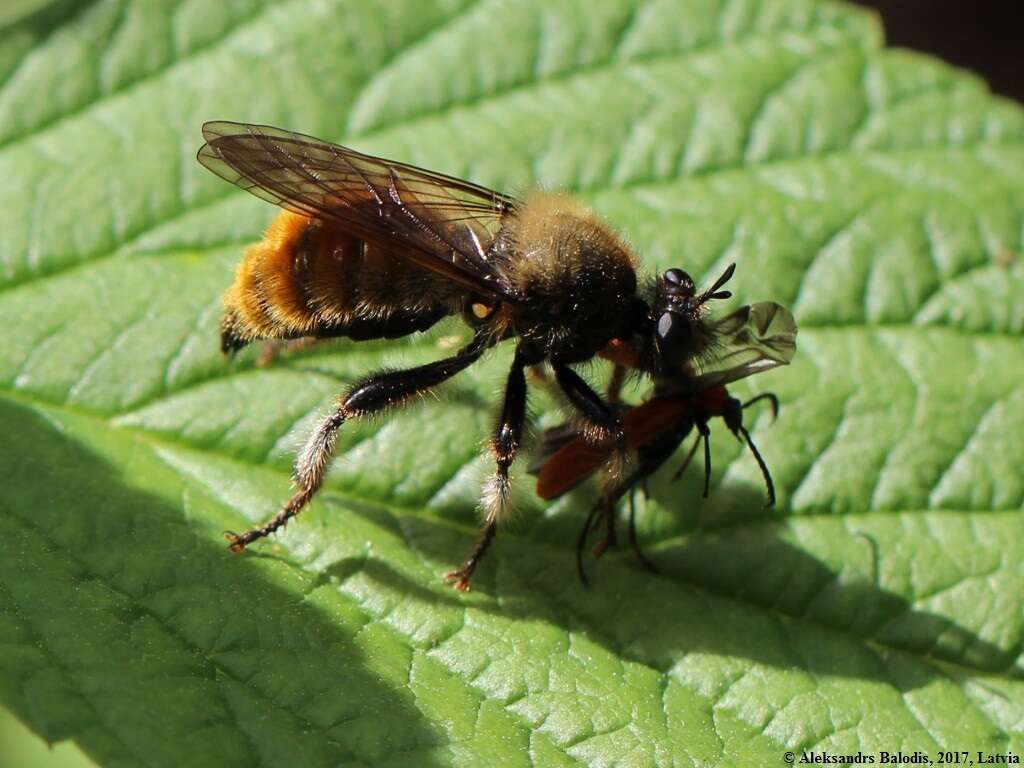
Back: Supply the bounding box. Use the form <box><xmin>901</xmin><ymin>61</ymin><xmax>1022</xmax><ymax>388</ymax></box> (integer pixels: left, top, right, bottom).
<box><xmin>657</xmin><ymin>310</ymin><xmax>676</xmax><ymax>339</ymax></box>
<box><xmin>662</xmin><ymin>269</ymin><xmax>694</xmax><ymax>294</ymax></box>
<box><xmin>656</xmin><ymin>310</ymin><xmax>695</xmax><ymax>365</ymax></box>
<box><xmin>663</xmin><ymin>269</ymin><xmax>685</xmax><ymax>285</ymax></box>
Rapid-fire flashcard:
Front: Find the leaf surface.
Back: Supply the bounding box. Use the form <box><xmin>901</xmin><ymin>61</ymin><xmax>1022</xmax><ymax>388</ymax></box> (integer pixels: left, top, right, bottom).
<box><xmin>1</xmin><ymin>1</ymin><xmax>1023</xmax><ymax>766</ymax></box>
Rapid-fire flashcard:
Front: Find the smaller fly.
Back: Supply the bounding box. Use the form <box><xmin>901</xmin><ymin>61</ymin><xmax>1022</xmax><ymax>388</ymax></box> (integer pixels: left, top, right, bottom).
<box><xmin>531</xmin><ymin>300</ymin><xmax>797</xmax><ymax>583</ymax></box>
<box><xmin>197</xmin><ymin>121</ymin><xmax>790</xmax><ymax>590</ymax></box>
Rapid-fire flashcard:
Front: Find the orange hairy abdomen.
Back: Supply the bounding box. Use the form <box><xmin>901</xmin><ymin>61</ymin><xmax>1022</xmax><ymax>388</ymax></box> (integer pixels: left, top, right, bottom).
<box><xmin>221</xmin><ymin>211</ymin><xmax>457</xmax><ymax>349</ymax></box>
<box><xmin>225</xmin><ymin>211</ymin><xmax>320</xmax><ymax>339</ymax></box>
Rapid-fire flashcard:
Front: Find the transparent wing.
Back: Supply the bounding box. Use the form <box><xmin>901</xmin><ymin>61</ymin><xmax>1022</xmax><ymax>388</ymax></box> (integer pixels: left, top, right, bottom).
<box><xmin>687</xmin><ymin>302</ymin><xmax>798</xmax><ymax>390</ymax></box>
<box><xmin>197</xmin><ymin>121</ymin><xmax>518</xmax><ymax>299</ymax></box>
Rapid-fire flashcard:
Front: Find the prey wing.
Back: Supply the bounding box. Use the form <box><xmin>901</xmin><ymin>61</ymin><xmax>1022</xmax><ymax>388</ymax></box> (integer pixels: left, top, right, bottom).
<box><xmin>687</xmin><ymin>302</ymin><xmax>797</xmax><ymax>391</ymax></box>
<box><xmin>531</xmin><ymin>399</ymin><xmax>691</xmax><ymax>500</ymax></box>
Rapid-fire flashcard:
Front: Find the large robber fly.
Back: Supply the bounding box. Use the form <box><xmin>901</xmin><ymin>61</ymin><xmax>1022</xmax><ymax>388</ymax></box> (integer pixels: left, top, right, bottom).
<box><xmin>197</xmin><ymin>121</ymin><xmax>796</xmax><ymax>590</ymax></box>
<box><xmin>531</xmin><ymin>300</ymin><xmax>797</xmax><ymax>583</ymax></box>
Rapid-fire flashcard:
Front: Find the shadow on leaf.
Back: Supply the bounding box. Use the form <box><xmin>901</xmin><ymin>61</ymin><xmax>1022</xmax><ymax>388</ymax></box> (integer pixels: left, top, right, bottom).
<box><xmin>0</xmin><ymin>399</ymin><xmax>446</xmax><ymax>768</ymax></box>
<box><xmin>321</xmin><ymin>479</ymin><xmax>1021</xmax><ymax>694</ymax></box>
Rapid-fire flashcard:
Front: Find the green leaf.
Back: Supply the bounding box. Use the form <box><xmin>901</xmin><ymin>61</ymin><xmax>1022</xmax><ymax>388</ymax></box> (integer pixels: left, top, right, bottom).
<box><xmin>2</xmin><ymin>1</ymin><xmax>1023</xmax><ymax>765</ymax></box>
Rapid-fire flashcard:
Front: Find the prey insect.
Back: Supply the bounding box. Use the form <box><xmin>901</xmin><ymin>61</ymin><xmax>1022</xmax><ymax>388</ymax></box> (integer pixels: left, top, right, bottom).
<box><xmin>197</xmin><ymin>121</ymin><xmax>764</xmax><ymax>590</ymax></box>
<box><xmin>531</xmin><ymin>301</ymin><xmax>797</xmax><ymax>583</ymax></box>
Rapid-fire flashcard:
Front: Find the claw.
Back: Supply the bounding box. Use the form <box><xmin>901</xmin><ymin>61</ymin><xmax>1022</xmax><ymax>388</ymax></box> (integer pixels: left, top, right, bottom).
<box><xmin>443</xmin><ymin>570</ymin><xmax>473</xmax><ymax>592</ymax></box>
<box><xmin>224</xmin><ymin>531</ymin><xmax>246</xmax><ymax>553</ymax></box>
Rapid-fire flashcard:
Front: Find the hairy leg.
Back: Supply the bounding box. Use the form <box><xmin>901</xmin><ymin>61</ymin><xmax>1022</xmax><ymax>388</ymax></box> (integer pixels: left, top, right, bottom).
<box><xmin>445</xmin><ymin>348</ymin><xmax>528</xmax><ymax>591</ymax></box>
<box><xmin>577</xmin><ymin>419</ymin><xmax>693</xmax><ymax>581</ymax></box>
<box><xmin>552</xmin><ymin>364</ymin><xmax>624</xmax><ymax>446</ymax></box>
<box><xmin>225</xmin><ymin>336</ymin><xmax>487</xmax><ymax>551</ymax></box>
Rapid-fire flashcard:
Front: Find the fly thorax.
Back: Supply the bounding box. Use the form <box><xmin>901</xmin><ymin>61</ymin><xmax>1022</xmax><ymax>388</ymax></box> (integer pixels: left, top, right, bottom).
<box><xmin>507</xmin><ymin>208</ymin><xmax>638</xmax><ymax>362</ymax></box>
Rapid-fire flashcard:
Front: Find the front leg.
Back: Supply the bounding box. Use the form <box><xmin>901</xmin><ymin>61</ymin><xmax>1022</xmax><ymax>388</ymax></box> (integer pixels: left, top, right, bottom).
<box><xmin>445</xmin><ymin>348</ymin><xmax>528</xmax><ymax>591</ymax></box>
<box><xmin>226</xmin><ymin>335</ymin><xmax>487</xmax><ymax>552</ymax></box>
<box><xmin>553</xmin><ymin>364</ymin><xmax>624</xmax><ymax>447</ymax></box>
<box><xmin>579</xmin><ymin>414</ymin><xmax>694</xmax><ymax>581</ymax></box>
<box><xmin>606</xmin><ymin>363</ymin><xmax>628</xmax><ymax>404</ymax></box>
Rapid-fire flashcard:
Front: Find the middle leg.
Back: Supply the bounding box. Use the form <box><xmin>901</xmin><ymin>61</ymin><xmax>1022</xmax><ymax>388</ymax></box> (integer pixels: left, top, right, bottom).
<box><xmin>553</xmin><ymin>364</ymin><xmax>624</xmax><ymax>446</ymax></box>
<box><xmin>577</xmin><ymin>419</ymin><xmax>692</xmax><ymax>581</ymax></box>
<box><xmin>445</xmin><ymin>347</ymin><xmax>528</xmax><ymax>591</ymax></box>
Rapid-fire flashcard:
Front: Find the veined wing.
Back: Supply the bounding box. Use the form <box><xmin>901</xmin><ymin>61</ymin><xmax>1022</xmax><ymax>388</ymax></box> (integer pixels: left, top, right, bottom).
<box><xmin>198</xmin><ymin>121</ymin><xmax>518</xmax><ymax>300</ymax></box>
<box><xmin>687</xmin><ymin>302</ymin><xmax>797</xmax><ymax>391</ymax></box>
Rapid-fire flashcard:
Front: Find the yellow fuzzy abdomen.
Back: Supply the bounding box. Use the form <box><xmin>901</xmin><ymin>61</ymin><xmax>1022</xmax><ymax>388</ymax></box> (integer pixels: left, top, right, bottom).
<box><xmin>220</xmin><ymin>211</ymin><xmax>460</xmax><ymax>352</ymax></box>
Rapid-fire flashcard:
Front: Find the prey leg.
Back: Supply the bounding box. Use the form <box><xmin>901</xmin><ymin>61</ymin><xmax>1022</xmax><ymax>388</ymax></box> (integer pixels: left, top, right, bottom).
<box><xmin>554</xmin><ymin>364</ymin><xmax>629</xmax><ymax>575</ymax></box>
<box><xmin>575</xmin><ymin>504</ymin><xmax>603</xmax><ymax>586</ymax></box>
<box><xmin>736</xmin><ymin>425</ymin><xmax>775</xmax><ymax>507</ymax></box>
<box><xmin>697</xmin><ymin>422</ymin><xmax>712</xmax><ymax>497</ymax></box>
<box><xmin>742</xmin><ymin>392</ymin><xmax>779</xmax><ymax>420</ymax></box>
<box><xmin>723</xmin><ymin>393</ymin><xmax>780</xmax><ymax>506</ymax></box>
<box><xmin>740</xmin><ymin>392</ymin><xmax>779</xmax><ymax>506</ymax></box>
<box><xmin>594</xmin><ymin>499</ymin><xmax>618</xmax><ymax>556</ymax></box>
<box><xmin>577</xmin><ymin>421</ymin><xmax>688</xmax><ymax>581</ymax></box>
<box><xmin>445</xmin><ymin>348</ymin><xmax>528</xmax><ymax>591</ymax></box>
<box><xmin>671</xmin><ymin>435</ymin><xmax>702</xmax><ymax>481</ymax></box>
<box><xmin>627</xmin><ymin>489</ymin><xmax>656</xmax><ymax>572</ymax></box>
<box><xmin>226</xmin><ymin>336</ymin><xmax>486</xmax><ymax>552</ymax></box>
<box><xmin>580</xmin><ymin>418</ymin><xmax>693</xmax><ymax>580</ymax></box>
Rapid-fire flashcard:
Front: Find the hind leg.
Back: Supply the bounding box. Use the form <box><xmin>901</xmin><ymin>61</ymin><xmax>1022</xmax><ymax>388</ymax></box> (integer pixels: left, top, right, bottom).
<box><xmin>226</xmin><ymin>336</ymin><xmax>487</xmax><ymax>552</ymax></box>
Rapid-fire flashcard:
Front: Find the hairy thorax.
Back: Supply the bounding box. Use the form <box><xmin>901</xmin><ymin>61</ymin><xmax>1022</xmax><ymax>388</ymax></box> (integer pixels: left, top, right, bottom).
<box><xmin>496</xmin><ymin>192</ymin><xmax>637</xmax><ymax>363</ymax></box>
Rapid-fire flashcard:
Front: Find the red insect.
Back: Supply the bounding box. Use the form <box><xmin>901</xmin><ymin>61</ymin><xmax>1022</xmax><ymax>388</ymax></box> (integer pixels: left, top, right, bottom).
<box><xmin>531</xmin><ymin>301</ymin><xmax>797</xmax><ymax>582</ymax></box>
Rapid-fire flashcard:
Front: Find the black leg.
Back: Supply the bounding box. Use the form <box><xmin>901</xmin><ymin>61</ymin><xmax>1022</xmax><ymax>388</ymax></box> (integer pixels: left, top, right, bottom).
<box><xmin>725</xmin><ymin>394</ymin><xmax>778</xmax><ymax>507</ymax></box>
<box><xmin>553</xmin><ymin>364</ymin><xmax>624</xmax><ymax>446</ymax></box>
<box><xmin>225</xmin><ymin>336</ymin><xmax>487</xmax><ymax>552</ymax></box>
<box><xmin>671</xmin><ymin>434</ymin><xmax>702</xmax><ymax>481</ymax></box>
<box><xmin>743</xmin><ymin>392</ymin><xmax>779</xmax><ymax>421</ymax></box>
<box><xmin>575</xmin><ymin>503</ymin><xmax>602</xmax><ymax>587</ymax></box>
<box><xmin>697</xmin><ymin>421</ymin><xmax>712</xmax><ymax>498</ymax></box>
<box><xmin>627</xmin><ymin>488</ymin><xmax>656</xmax><ymax>572</ymax></box>
<box><xmin>606</xmin><ymin>363</ymin><xmax>628</xmax><ymax>404</ymax></box>
<box><xmin>445</xmin><ymin>348</ymin><xmax>528</xmax><ymax>591</ymax></box>
<box><xmin>737</xmin><ymin>425</ymin><xmax>776</xmax><ymax>507</ymax></box>
<box><xmin>591</xmin><ymin>498</ymin><xmax>618</xmax><ymax>558</ymax></box>
<box><xmin>577</xmin><ymin>420</ymin><xmax>692</xmax><ymax>582</ymax></box>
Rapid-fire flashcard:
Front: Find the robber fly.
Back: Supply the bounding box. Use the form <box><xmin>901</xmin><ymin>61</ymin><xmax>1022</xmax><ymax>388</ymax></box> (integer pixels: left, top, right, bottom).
<box><xmin>197</xmin><ymin>121</ymin><xmax>758</xmax><ymax>590</ymax></box>
<box><xmin>531</xmin><ymin>300</ymin><xmax>797</xmax><ymax>583</ymax></box>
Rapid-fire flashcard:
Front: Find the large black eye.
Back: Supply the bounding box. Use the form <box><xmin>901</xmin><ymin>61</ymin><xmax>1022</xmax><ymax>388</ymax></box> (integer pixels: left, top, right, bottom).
<box><xmin>656</xmin><ymin>310</ymin><xmax>694</xmax><ymax>364</ymax></box>
<box><xmin>662</xmin><ymin>269</ymin><xmax>694</xmax><ymax>294</ymax></box>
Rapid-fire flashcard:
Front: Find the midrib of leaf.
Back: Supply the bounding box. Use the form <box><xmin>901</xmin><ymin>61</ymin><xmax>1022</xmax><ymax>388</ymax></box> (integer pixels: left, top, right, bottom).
<box><xmin>3</xmin><ymin>303</ymin><xmax>1019</xmax><ymax>416</ymax></box>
